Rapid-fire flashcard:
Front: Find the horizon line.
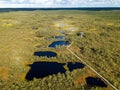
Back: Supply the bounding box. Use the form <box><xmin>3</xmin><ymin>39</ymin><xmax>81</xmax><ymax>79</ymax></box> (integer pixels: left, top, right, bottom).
<box><xmin>0</xmin><ymin>7</ymin><xmax>120</xmax><ymax>9</ymax></box>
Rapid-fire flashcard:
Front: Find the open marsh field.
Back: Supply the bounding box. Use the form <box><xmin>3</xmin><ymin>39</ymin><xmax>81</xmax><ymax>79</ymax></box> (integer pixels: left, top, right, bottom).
<box><xmin>0</xmin><ymin>9</ymin><xmax>120</xmax><ymax>90</ymax></box>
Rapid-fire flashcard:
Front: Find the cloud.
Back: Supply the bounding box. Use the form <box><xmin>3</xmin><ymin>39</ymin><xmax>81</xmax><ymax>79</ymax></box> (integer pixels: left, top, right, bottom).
<box><xmin>0</xmin><ymin>0</ymin><xmax>119</xmax><ymax>8</ymax></box>
<box><xmin>11</xmin><ymin>0</ymin><xmax>25</xmax><ymax>3</ymax></box>
<box><xmin>56</xmin><ymin>0</ymin><xmax>63</xmax><ymax>2</ymax></box>
<box><xmin>30</xmin><ymin>0</ymin><xmax>51</xmax><ymax>3</ymax></box>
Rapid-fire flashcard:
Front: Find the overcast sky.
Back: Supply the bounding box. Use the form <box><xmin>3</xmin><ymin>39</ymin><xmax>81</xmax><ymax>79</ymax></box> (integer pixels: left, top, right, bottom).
<box><xmin>0</xmin><ymin>0</ymin><xmax>120</xmax><ymax>8</ymax></box>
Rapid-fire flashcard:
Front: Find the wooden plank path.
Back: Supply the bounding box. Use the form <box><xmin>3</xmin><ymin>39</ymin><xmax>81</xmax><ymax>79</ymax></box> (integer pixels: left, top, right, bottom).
<box><xmin>67</xmin><ymin>42</ymin><xmax>118</xmax><ymax>90</ymax></box>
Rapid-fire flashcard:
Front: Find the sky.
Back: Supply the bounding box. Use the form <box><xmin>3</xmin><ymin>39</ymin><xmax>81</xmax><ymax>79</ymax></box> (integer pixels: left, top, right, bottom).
<box><xmin>0</xmin><ymin>0</ymin><xmax>120</xmax><ymax>8</ymax></box>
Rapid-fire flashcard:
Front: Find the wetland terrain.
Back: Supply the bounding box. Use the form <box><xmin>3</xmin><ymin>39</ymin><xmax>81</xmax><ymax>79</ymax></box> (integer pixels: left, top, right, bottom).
<box><xmin>0</xmin><ymin>8</ymin><xmax>120</xmax><ymax>90</ymax></box>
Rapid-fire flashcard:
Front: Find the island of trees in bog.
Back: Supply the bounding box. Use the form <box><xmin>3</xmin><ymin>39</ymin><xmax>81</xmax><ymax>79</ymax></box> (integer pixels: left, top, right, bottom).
<box><xmin>0</xmin><ymin>8</ymin><xmax>119</xmax><ymax>90</ymax></box>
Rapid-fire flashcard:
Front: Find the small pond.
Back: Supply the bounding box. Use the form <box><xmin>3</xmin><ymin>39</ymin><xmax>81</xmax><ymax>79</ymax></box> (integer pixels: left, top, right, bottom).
<box><xmin>67</xmin><ymin>62</ymin><xmax>85</xmax><ymax>71</ymax></box>
<box><xmin>45</xmin><ymin>36</ymin><xmax>65</xmax><ymax>41</ymax></box>
<box><xmin>26</xmin><ymin>62</ymin><xmax>85</xmax><ymax>80</ymax></box>
<box><xmin>49</xmin><ymin>41</ymin><xmax>70</xmax><ymax>48</ymax></box>
<box><xmin>34</xmin><ymin>51</ymin><xmax>57</xmax><ymax>58</ymax></box>
<box><xmin>54</xmin><ymin>36</ymin><xmax>65</xmax><ymax>40</ymax></box>
<box><xmin>86</xmin><ymin>77</ymin><xmax>107</xmax><ymax>87</ymax></box>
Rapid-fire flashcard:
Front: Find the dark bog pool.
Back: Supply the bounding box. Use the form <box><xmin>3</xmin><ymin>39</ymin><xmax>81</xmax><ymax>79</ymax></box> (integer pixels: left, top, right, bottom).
<box><xmin>86</xmin><ymin>77</ymin><xmax>107</xmax><ymax>87</ymax></box>
<box><xmin>54</xmin><ymin>36</ymin><xmax>65</xmax><ymax>40</ymax></box>
<box><xmin>34</xmin><ymin>51</ymin><xmax>57</xmax><ymax>58</ymax></box>
<box><xmin>49</xmin><ymin>41</ymin><xmax>70</xmax><ymax>48</ymax></box>
<box><xmin>45</xmin><ymin>36</ymin><xmax>65</xmax><ymax>41</ymax></box>
<box><xmin>67</xmin><ymin>62</ymin><xmax>85</xmax><ymax>71</ymax></box>
<box><xmin>26</xmin><ymin>62</ymin><xmax>85</xmax><ymax>81</ymax></box>
<box><xmin>25</xmin><ymin>62</ymin><xmax>66</xmax><ymax>80</ymax></box>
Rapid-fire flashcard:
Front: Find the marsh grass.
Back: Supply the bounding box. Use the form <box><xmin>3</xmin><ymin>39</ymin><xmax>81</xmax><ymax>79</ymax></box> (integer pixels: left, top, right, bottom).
<box><xmin>0</xmin><ymin>10</ymin><xmax>119</xmax><ymax>90</ymax></box>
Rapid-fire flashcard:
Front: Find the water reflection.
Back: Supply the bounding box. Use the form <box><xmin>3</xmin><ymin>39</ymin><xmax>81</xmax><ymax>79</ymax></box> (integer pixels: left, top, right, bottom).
<box><xmin>53</xmin><ymin>36</ymin><xmax>65</xmax><ymax>40</ymax></box>
<box><xmin>67</xmin><ymin>62</ymin><xmax>85</xmax><ymax>71</ymax></box>
<box><xmin>49</xmin><ymin>41</ymin><xmax>70</xmax><ymax>48</ymax></box>
<box><xmin>86</xmin><ymin>77</ymin><xmax>107</xmax><ymax>87</ymax></box>
<box><xmin>45</xmin><ymin>36</ymin><xmax>65</xmax><ymax>41</ymax></box>
<box><xmin>34</xmin><ymin>51</ymin><xmax>57</xmax><ymax>58</ymax></box>
<box><xmin>26</xmin><ymin>62</ymin><xmax>85</xmax><ymax>81</ymax></box>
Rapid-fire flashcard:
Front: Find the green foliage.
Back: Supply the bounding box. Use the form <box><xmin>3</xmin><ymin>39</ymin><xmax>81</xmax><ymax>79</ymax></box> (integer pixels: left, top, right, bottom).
<box><xmin>0</xmin><ymin>10</ymin><xmax>119</xmax><ymax>90</ymax></box>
